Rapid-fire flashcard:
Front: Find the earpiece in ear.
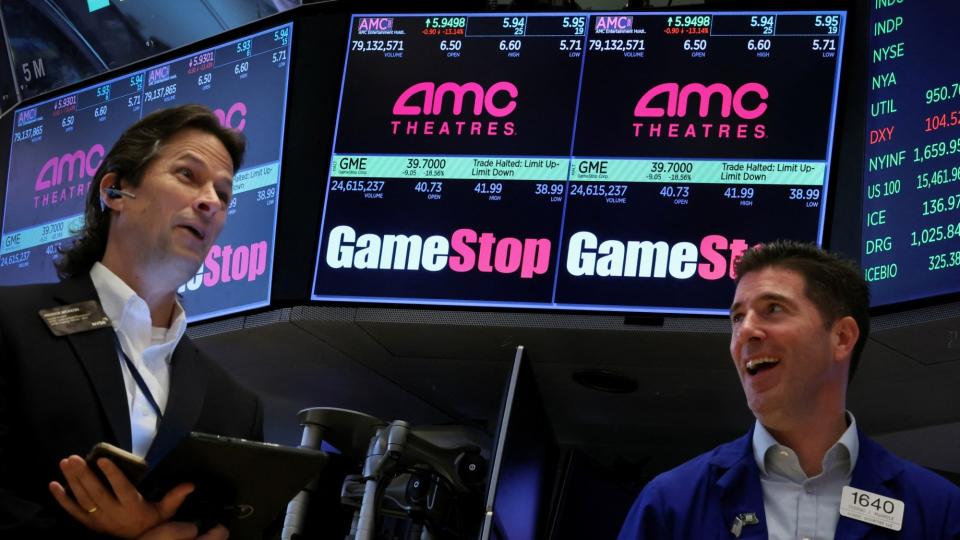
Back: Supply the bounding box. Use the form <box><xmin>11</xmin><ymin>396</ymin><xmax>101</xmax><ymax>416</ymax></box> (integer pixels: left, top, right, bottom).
<box><xmin>104</xmin><ymin>187</ymin><xmax>137</xmax><ymax>199</ymax></box>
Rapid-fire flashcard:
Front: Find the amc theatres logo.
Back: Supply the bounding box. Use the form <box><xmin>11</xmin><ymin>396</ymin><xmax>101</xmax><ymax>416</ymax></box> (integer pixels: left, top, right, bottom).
<box><xmin>390</xmin><ymin>82</ymin><xmax>517</xmax><ymax>137</ymax></box>
<box><xmin>632</xmin><ymin>83</ymin><xmax>768</xmax><ymax>140</ymax></box>
<box><xmin>393</xmin><ymin>82</ymin><xmax>518</xmax><ymax>117</ymax></box>
<box><xmin>634</xmin><ymin>82</ymin><xmax>768</xmax><ymax>120</ymax></box>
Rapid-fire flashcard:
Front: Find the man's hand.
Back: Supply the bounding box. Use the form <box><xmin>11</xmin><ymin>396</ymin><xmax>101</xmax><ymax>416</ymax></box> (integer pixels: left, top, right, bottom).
<box><xmin>49</xmin><ymin>454</ymin><xmax>194</xmax><ymax>539</ymax></box>
<box><xmin>138</xmin><ymin>522</ymin><xmax>229</xmax><ymax>540</ymax></box>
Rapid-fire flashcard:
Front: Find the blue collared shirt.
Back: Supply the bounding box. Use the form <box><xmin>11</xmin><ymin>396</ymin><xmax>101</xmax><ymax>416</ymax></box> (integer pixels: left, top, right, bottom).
<box><xmin>751</xmin><ymin>413</ymin><xmax>860</xmax><ymax>540</ymax></box>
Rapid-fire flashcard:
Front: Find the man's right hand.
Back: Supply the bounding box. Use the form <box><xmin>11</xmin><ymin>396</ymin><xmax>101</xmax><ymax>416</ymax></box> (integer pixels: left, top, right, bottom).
<box><xmin>48</xmin><ymin>455</ymin><xmax>195</xmax><ymax>539</ymax></box>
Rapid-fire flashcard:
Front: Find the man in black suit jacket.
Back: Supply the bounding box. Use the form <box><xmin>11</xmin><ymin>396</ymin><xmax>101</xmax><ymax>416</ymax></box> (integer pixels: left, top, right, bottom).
<box><xmin>0</xmin><ymin>105</ymin><xmax>262</xmax><ymax>539</ymax></box>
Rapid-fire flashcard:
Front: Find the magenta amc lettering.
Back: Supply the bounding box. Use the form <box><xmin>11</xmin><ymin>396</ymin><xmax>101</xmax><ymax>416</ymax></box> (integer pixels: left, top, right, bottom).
<box><xmin>32</xmin><ymin>144</ymin><xmax>104</xmax><ymax>209</ymax></box>
<box><xmin>179</xmin><ymin>240</ymin><xmax>268</xmax><ymax>293</ymax></box>
<box><xmin>325</xmin><ymin>225</ymin><xmax>550</xmax><ymax>278</ymax></box>
<box><xmin>566</xmin><ymin>232</ymin><xmax>750</xmax><ymax>280</ymax></box>
<box><xmin>212</xmin><ymin>102</ymin><xmax>247</xmax><ymax>131</ymax></box>
<box><xmin>390</xmin><ymin>82</ymin><xmax>517</xmax><ymax>136</ymax></box>
<box><xmin>632</xmin><ymin>82</ymin><xmax>768</xmax><ymax>140</ymax></box>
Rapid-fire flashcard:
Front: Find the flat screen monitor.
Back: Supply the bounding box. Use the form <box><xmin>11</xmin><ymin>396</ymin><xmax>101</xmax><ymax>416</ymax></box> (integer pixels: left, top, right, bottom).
<box><xmin>860</xmin><ymin>2</ymin><xmax>960</xmax><ymax>307</ymax></box>
<box><xmin>312</xmin><ymin>11</ymin><xmax>847</xmax><ymax>315</ymax></box>
<box><xmin>0</xmin><ymin>22</ymin><xmax>294</xmax><ymax>322</ymax></box>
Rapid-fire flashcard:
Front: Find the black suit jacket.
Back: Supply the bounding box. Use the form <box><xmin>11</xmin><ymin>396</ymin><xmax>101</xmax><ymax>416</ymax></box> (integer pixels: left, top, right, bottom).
<box><xmin>0</xmin><ymin>275</ymin><xmax>263</xmax><ymax>538</ymax></box>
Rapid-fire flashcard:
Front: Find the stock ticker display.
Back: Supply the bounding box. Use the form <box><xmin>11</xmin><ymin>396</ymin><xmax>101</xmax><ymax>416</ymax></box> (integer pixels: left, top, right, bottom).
<box><xmin>1</xmin><ymin>23</ymin><xmax>293</xmax><ymax>322</ymax></box>
<box><xmin>861</xmin><ymin>1</ymin><xmax>960</xmax><ymax>306</ymax></box>
<box><xmin>313</xmin><ymin>12</ymin><xmax>846</xmax><ymax>314</ymax></box>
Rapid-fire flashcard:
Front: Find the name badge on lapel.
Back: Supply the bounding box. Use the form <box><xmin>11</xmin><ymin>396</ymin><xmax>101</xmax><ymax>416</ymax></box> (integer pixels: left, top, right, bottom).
<box><xmin>839</xmin><ymin>486</ymin><xmax>904</xmax><ymax>531</ymax></box>
<box><xmin>38</xmin><ymin>301</ymin><xmax>111</xmax><ymax>336</ymax></box>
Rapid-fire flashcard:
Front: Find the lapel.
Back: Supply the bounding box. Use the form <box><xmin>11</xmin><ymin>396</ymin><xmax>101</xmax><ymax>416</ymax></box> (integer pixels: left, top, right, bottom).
<box><xmin>713</xmin><ymin>429</ymin><xmax>768</xmax><ymax>539</ymax></box>
<box><xmin>52</xmin><ymin>275</ymin><xmax>132</xmax><ymax>451</ymax></box>
<box><xmin>144</xmin><ymin>337</ymin><xmax>208</xmax><ymax>467</ymax></box>
<box><xmin>834</xmin><ymin>432</ymin><xmax>904</xmax><ymax>539</ymax></box>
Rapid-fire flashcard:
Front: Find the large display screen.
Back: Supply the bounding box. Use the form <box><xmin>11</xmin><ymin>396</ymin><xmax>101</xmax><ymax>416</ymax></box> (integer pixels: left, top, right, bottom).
<box><xmin>861</xmin><ymin>2</ymin><xmax>960</xmax><ymax>307</ymax></box>
<box><xmin>1</xmin><ymin>22</ymin><xmax>293</xmax><ymax>322</ymax></box>
<box><xmin>313</xmin><ymin>12</ymin><xmax>846</xmax><ymax>315</ymax></box>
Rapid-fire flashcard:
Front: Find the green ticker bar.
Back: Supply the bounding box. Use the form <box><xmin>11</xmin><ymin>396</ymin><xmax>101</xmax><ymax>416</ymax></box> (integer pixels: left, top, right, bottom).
<box><xmin>1</xmin><ymin>214</ymin><xmax>85</xmax><ymax>255</ymax></box>
<box><xmin>331</xmin><ymin>155</ymin><xmax>569</xmax><ymax>181</ymax></box>
<box><xmin>569</xmin><ymin>158</ymin><xmax>826</xmax><ymax>185</ymax></box>
<box><xmin>233</xmin><ymin>161</ymin><xmax>280</xmax><ymax>194</ymax></box>
<box><xmin>1</xmin><ymin>162</ymin><xmax>280</xmax><ymax>256</ymax></box>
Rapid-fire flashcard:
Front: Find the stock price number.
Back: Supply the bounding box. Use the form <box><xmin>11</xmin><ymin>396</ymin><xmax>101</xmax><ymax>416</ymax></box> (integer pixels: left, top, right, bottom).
<box><xmin>659</xmin><ymin>185</ymin><xmax>690</xmax><ymax>199</ymax></box>
<box><xmin>272</xmin><ymin>50</ymin><xmax>287</xmax><ymax>65</ymax></box>
<box><xmin>789</xmin><ymin>188</ymin><xmax>821</xmax><ymax>201</ymax></box>
<box><xmin>197</xmin><ymin>73</ymin><xmax>212</xmax><ymax>88</ymax></box>
<box><xmin>569</xmin><ymin>184</ymin><xmax>629</xmax><ymax>197</ymax></box>
<box><xmin>331</xmin><ymin>180</ymin><xmax>386</xmax><ymax>193</ymax></box>
<box><xmin>921</xmin><ymin>194</ymin><xmax>960</xmax><ymax>216</ymax></box>
<box><xmin>61</xmin><ymin>115</ymin><xmax>75</xmax><ymax>129</ymax></box>
<box><xmin>926</xmin><ymin>83</ymin><xmax>960</xmax><ymax>105</ymax></box>
<box><xmin>440</xmin><ymin>40</ymin><xmax>462</xmax><ymax>51</ymax></box>
<box><xmin>274</xmin><ymin>27</ymin><xmax>290</xmax><ymax>46</ymax></box>
<box><xmin>911</xmin><ymin>222</ymin><xmax>960</xmax><ymax>247</ymax></box>
<box><xmin>916</xmin><ymin>167</ymin><xmax>960</xmax><ymax>190</ymax></box>
<box><xmin>811</xmin><ymin>39</ymin><xmax>836</xmax><ymax>52</ymax></box>
<box><xmin>683</xmin><ymin>39</ymin><xmax>707</xmax><ymax>51</ymax></box>
<box><xmin>928</xmin><ymin>250</ymin><xmax>960</xmax><ymax>272</ymax></box>
<box><xmin>499</xmin><ymin>39</ymin><xmax>522</xmax><ymax>52</ymax></box>
<box><xmin>562</xmin><ymin>16</ymin><xmax>586</xmax><ymax>34</ymax></box>
<box><xmin>750</xmin><ymin>15</ymin><xmax>774</xmax><ymax>34</ymax></box>
<box><xmin>415</xmin><ymin>181</ymin><xmax>443</xmax><ymax>194</ymax></box>
<box><xmin>914</xmin><ymin>137</ymin><xmax>960</xmax><ymax>163</ymax></box>
<box><xmin>559</xmin><ymin>39</ymin><xmax>582</xmax><ymax>52</ymax></box>
<box><xmin>924</xmin><ymin>108</ymin><xmax>960</xmax><ymax>133</ymax></box>
<box><xmin>747</xmin><ymin>39</ymin><xmax>772</xmax><ymax>51</ymax></box>
<box><xmin>668</xmin><ymin>15</ymin><xmax>712</xmax><ymax>27</ymax></box>
<box><xmin>236</xmin><ymin>39</ymin><xmax>253</xmax><ymax>57</ymax></box>
<box><xmin>404</xmin><ymin>158</ymin><xmax>446</xmax><ymax>177</ymax></box>
<box><xmin>474</xmin><ymin>182</ymin><xmax>503</xmax><ymax>195</ymax></box>
<box><xmin>502</xmin><ymin>16</ymin><xmax>526</xmax><ymax>35</ymax></box>
<box><xmin>534</xmin><ymin>183</ymin><xmax>564</xmax><ymax>196</ymax></box>
<box><xmin>425</xmin><ymin>17</ymin><xmax>466</xmax><ymax>29</ymax></box>
<box><xmin>724</xmin><ymin>187</ymin><xmax>754</xmax><ymax>199</ymax></box>
<box><xmin>650</xmin><ymin>161</ymin><xmax>692</xmax><ymax>174</ymax></box>
<box><xmin>93</xmin><ymin>105</ymin><xmax>108</xmax><ymax>120</ymax></box>
<box><xmin>256</xmin><ymin>187</ymin><xmax>277</xmax><ymax>202</ymax></box>
<box><xmin>96</xmin><ymin>84</ymin><xmax>111</xmax><ymax>102</ymax></box>
<box><xmin>814</xmin><ymin>15</ymin><xmax>840</xmax><ymax>34</ymax></box>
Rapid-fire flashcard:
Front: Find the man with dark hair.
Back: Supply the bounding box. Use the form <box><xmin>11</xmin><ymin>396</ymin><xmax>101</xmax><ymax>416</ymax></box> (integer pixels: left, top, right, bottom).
<box><xmin>618</xmin><ymin>240</ymin><xmax>960</xmax><ymax>539</ymax></box>
<box><xmin>0</xmin><ymin>105</ymin><xmax>262</xmax><ymax>539</ymax></box>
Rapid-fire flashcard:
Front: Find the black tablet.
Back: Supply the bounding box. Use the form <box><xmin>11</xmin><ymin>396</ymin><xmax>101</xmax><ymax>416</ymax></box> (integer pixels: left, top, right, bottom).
<box><xmin>142</xmin><ymin>432</ymin><xmax>328</xmax><ymax>540</ymax></box>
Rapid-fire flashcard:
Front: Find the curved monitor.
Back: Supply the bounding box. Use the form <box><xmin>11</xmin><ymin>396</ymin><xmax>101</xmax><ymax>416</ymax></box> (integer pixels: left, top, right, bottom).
<box><xmin>312</xmin><ymin>11</ymin><xmax>847</xmax><ymax>315</ymax></box>
<box><xmin>1</xmin><ymin>21</ymin><xmax>294</xmax><ymax>322</ymax></box>
<box><xmin>860</xmin><ymin>2</ymin><xmax>960</xmax><ymax>307</ymax></box>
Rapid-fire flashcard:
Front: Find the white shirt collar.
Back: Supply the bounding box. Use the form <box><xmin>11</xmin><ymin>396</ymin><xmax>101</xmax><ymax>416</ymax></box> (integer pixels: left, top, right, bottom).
<box><xmin>89</xmin><ymin>262</ymin><xmax>186</xmax><ymax>354</ymax></box>
<box><xmin>752</xmin><ymin>412</ymin><xmax>860</xmax><ymax>479</ymax></box>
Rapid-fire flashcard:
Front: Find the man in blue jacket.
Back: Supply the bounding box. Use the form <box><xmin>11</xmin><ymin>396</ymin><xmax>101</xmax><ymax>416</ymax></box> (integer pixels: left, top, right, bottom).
<box><xmin>618</xmin><ymin>241</ymin><xmax>960</xmax><ymax>539</ymax></box>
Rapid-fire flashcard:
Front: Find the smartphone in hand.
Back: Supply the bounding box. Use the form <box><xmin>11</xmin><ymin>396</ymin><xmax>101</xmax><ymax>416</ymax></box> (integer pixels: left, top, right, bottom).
<box><xmin>85</xmin><ymin>442</ymin><xmax>148</xmax><ymax>486</ymax></box>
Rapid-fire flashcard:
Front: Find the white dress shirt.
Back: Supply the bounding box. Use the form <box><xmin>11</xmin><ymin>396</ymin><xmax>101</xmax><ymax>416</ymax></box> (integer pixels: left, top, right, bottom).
<box><xmin>751</xmin><ymin>413</ymin><xmax>859</xmax><ymax>540</ymax></box>
<box><xmin>90</xmin><ymin>262</ymin><xmax>186</xmax><ymax>458</ymax></box>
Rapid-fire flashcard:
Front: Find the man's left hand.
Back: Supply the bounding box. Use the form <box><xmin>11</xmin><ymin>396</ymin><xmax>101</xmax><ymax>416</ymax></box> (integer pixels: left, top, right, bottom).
<box><xmin>49</xmin><ymin>455</ymin><xmax>195</xmax><ymax>539</ymax></box>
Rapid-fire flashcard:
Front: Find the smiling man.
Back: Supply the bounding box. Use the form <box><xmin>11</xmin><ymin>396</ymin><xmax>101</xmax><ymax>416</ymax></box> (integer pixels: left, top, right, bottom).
<box><xmin>618</xmin><ymin>240</ymin><xmax>960</xmax><ymax>539</ymax></box>
<box><xmin>0</xmin><ymin>105</ymin><xmax>262</xmax><ymax>539</ymax></box>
